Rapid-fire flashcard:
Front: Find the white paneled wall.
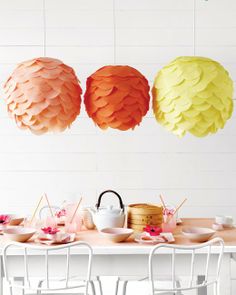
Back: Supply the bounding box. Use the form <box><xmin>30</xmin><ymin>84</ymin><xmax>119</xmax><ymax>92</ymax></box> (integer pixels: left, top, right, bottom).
<box><xmin>0</xmin><ymin>0</ymin><xmax>235</xmax><ymax>221</ymax></box>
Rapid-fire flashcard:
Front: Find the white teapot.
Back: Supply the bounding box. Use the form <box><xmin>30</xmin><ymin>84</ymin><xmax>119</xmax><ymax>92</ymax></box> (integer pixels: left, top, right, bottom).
<box><xmin>88</xmin><ymin>190</ymin><xmax>125</xmax><ymax>231</ymax></box>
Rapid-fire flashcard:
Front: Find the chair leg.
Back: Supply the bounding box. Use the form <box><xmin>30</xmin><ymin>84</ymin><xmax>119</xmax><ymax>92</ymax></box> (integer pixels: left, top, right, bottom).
<box><xmin>175</xmin><ymin>280</ymin><xmax>183</xmax><ymax>295</ymax></box>
<box><xmin>37</xmin><ymin>279</ymin><xmax>43</xmax><ymax>294</ymax></box>
<box><xmin>115</xmin><ymin>278</ymin><xmax>120</xmax><ymax>295</ymax></box>
<box><xmin>9</xmin><ymin>286</ymin><xmax>13</xmax><ymax>295</ymax></box>
<box><xmin>96</xmin><ymin>276</ymin><xmax>103</xmax><ymax>295</ymax></box>
<box><xmin>84</xmin><ymin>282</ymin><xmax>89</xmax><ymax>295</ymax></box>
<box><xmin>121</xmin><ymin>281</ymin><xmax>128</xmax><ymax>295</ymax></box>
<box><xmin>90</xmin><ymin>281</ymin><xmax>96</xmax><ymax>295</ymax></box>
<box><xmin>13</xmin><ymin>277</ymin><xmax>25</xmax><ymax>295</ymax></box>
<box><xmin>213</xmin><ymin>282</ymin><xmax>219</xmax><ymax>295</ymax></box>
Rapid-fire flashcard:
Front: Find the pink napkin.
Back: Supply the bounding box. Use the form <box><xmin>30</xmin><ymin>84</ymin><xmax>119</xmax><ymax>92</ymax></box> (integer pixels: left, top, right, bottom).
<box><xmin>37</xmin><ymin>232</ymin><xmax>75</xmax><ymax>245</ymax></box>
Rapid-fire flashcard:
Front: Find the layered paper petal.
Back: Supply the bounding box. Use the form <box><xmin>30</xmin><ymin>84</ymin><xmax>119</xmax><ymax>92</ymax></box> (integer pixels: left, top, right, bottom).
<box><xmin>84</xmin><ymin>65</ymin><xmax>150</xmax><ymax>130</ymax></box>
<box><xmin>152</xmin><ymin>56</ymin><xmax>234</xmax><ymax>137</ymax></box>
<box><xmin>3</xmin><ymin>57</ymin><xmax>82</xmax><ymax>135</ymax></box>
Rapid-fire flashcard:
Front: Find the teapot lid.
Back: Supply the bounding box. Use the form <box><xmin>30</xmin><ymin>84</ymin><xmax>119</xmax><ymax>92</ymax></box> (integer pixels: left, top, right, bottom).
<box><xmin>97</xmin><ymin>205</ymin><xmax>122</xmax><ymax>215</ymax></box>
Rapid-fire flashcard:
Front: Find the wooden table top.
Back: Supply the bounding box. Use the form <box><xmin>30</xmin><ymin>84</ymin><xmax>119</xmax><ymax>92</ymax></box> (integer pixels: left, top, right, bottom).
<box><xmin>76</xmin><ymin>218</ymin><xmax>236</xmax><ymax>246</ymax></box>
<box><xmin>1</xmin><ymin>218</ymin><xmax>236</xmax><ymax>254</ymax></box>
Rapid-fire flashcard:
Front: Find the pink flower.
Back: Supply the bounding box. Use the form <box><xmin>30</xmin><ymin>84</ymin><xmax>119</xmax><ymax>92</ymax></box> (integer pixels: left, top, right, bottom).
<box><xmin>0</xmin><ymin>215</ymin><xmax>10</xmax><ymax>225</ymax></box>
<box><xmin>41</xmin><ymin>227</ymin><xmax>60</xmax><ymax>235</ymax></box>
<box><xmin>55</xmin><ymin>209</ymin><xmax>66</xmax><ymax>218</ymax></box>
<box><xmin>143</xmin><ymin>225</ymin><xmax>162</xmax><ymax>236</ymax></box>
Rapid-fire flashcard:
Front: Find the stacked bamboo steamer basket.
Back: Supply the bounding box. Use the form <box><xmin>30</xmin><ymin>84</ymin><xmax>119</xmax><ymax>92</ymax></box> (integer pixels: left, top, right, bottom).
<box><xmin>127</xmin><ymin>203</ymin><xmax>163</xmax><ymax>232</ymax></box>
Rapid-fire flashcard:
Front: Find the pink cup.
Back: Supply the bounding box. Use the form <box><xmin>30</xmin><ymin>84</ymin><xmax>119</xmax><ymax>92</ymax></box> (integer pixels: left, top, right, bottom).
<box><xmin>162</xmin><ymin>214</ymin><xmax>177</xmax><ymax>233</ymax></box>
<box><xmin>45</xmin><ymin>216</ymin><xmax>57</xmax><ymax>228</ymax></box>
<box><xmin>65</xmin><ymin>215</ymin><xmax>82</xmax><ymax>233</ymax></box>
<box><xmin>64</xmin><ymin>204</ymin><xmax>82</xmax><ymax>233</ymax></box>
<box><xmin>24</xmin><ymin>216</ymin><xmax>42</xmax><ymax>229</ymax></box>
<box><xmin>65</xmin><ymin>220</ymin><xmax>77</xmax><ymax>233</ymax></box>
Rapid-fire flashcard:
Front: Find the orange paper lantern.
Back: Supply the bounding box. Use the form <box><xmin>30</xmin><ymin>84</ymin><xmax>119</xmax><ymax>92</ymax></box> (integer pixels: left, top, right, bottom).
<box><xmin>3</xmin><ymin>57</ymin><xmax>82</xmax><ymax>135</ymax></box>
<box><xmin>84</xmin><ymin>65</ymin><xmax>150</xmax><ymax>130</ymax></box>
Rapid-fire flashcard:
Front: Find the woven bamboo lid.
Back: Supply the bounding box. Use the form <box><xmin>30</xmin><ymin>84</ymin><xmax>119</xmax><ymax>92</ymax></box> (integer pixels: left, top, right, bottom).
<box><xmin>128</xmin><ymin>203</ymin><xmax>163</xmax><ymax>215</ymax></box>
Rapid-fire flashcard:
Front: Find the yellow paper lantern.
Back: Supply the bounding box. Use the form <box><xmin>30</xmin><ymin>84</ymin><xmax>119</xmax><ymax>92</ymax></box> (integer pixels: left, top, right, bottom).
<box><xmin>152</xmin><ymin>56</ymin><xmax>234</xmax><ymax>137</ymax></box>
<box><xmin>3</xmin><ymin>57</ymin><xmax>82</xmax><ymax>135</ymax></box>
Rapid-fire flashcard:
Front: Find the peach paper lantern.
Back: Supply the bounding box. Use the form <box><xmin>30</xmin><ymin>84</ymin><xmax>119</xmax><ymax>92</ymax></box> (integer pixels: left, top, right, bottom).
<box><xmin>3</xmin><ymin>57</ymin><xmax>82</xmax><ymax>135</ymax></box>
<box><xmin>84</xmin><ymin>65</ymin><xmax>150</xmax><ymax>130</ymax></box>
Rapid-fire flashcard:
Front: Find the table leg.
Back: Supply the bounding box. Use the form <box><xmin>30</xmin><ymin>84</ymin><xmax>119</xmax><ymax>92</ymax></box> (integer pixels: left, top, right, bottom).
<box><xmin>219</xmin><ymin>253</ymin><xmax>231</xmax><ymax>295</ymax></box>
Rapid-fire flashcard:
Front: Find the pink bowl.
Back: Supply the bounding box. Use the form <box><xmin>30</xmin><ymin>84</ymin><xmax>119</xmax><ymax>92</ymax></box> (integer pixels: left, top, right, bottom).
<box><xmin>182</xmin><ymin>227</ymin><xmax>215</xmax><ymax>243</ymax></box>
<box><xmin>4</xmin><ymin>227</ymin><xmax>36</xmax><ymax>242</ymax></box>
<box><xmin>101</xmin><ymin>228</ymin><xmax>134</xmax><ymax>243</ymax></box>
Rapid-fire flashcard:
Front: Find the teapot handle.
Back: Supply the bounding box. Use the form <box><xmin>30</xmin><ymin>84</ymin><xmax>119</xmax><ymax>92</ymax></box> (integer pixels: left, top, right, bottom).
<box><xmin>96</xmin><ymin>190</ymin><xmax>125</xmax><ymax>212</ymax></box>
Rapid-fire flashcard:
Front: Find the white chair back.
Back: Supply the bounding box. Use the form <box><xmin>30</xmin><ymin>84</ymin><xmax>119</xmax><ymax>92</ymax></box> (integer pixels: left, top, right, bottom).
<box><xmin>3</xmin><ymin>241</ymin><xmax>93</xmax><ymax>294</ymax></box>
<box><xmin>148</xmin><ymin>237</ymin><xmax>224</xmax><ymax>294</ymax></box>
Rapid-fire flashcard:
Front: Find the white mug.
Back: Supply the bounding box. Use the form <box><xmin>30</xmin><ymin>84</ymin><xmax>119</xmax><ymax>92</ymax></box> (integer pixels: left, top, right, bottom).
<box><xmin>215</xmin><ymin>215</ymin><xmax>234</xmax><ymax>227</ymax></box>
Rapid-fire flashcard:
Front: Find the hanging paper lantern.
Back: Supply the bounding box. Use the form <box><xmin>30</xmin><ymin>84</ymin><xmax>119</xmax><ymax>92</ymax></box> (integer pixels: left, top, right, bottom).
<box><xmin>3</xmin><ymin>57</ymin><xmax>82</xmax><ymax>135</ymax></box>
<box><xmin>152</xmin><ymin>56</ymin><xmax>234</xmax><ymax>137</ymax></box>
<box><xmin>84</xmin><ymin>65</ymin><xmax>150</xmax><ymax>130</ymax></box>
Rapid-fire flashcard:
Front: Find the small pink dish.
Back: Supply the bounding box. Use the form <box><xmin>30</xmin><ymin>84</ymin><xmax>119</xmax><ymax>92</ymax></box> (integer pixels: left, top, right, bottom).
<box><xmin>9</xmin><ymin>215</ymin><xmax>25</xmax><ymax>226</ymax></box>
<box><xmin>100</xmin><ymin>228</ymin><xmax>134</xmax><ymax>243</ymax></box>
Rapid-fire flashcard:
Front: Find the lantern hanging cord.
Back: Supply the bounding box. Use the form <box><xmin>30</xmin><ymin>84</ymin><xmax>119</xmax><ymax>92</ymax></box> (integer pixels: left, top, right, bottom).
<box><xmin>43</xmin><ymin>0</ymin><xmax>47</xmax><ymax>57</ymax></box>
<box><xmin>113</xmin><ymin>0</ymin><xmax>117</xmax><ymax>64</ymax></box>
<box><xmin>193</xmin><ymin>0</ymin><xmax>196</xmax><ymax>56</ymax></box>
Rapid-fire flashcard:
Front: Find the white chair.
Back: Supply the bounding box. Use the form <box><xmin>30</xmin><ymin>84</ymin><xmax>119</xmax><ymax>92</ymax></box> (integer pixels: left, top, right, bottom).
<box><xmin>37</xmin><ymin>205</ymin><xmax>103</xmax><ymax>294</ymax></box>
<box><xmin>117</xmin><ymin>237</ymin><xmax>224</xmax><ymax>295</ymax></box>
<box><xmin>3</xmin><ymin>241</ymin><xmax>101</xmax><ymax>295</ymax></box>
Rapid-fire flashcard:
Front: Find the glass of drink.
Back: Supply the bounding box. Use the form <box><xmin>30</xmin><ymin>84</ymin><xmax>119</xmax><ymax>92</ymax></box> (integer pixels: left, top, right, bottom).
<box><xmin>162</xmin><ymin>206</ymin><xmax>177</xmax><ymax>233</ymax></box>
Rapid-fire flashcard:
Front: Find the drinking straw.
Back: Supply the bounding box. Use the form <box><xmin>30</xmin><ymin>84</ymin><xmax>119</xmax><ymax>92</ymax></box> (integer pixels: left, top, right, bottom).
<box><xmin>44</xmin><ymin>193</ymin><xmax>54</xmax><ymax>218</ymax></box>
<box><xmin>168</xmin><ymin>198</ymin><xmax>187</xmax><ymax>222</ymax></box>
<box><xmin>30</xmin><ymin>195</ymin><xmax>44</xmax><ymax>224</ymax></box>
<box><xmin>70</xmin><ymin>197</ymin><xmax>83</xmax><ymax>224</ymax></box>
<box><xmin>159</xmin><ymin>194</ymin><xmax>167</xmax><ymax>209</ymax></box>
